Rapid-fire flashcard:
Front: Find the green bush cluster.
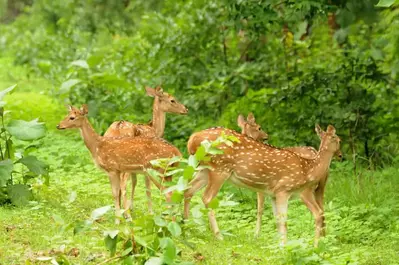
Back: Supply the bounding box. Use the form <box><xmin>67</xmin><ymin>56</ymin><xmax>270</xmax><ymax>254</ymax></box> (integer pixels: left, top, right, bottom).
<box><xmin>1</xmin><ymin>0</ymin><xmax>399</xmax><ymax>167</ymax></box>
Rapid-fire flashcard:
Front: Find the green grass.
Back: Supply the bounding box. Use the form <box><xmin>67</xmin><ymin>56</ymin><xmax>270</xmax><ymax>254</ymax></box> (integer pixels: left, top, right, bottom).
<box><xmin>0</xmin><ymin>64</ymin><xmax>399</xmax><ymax>264</ymax></box>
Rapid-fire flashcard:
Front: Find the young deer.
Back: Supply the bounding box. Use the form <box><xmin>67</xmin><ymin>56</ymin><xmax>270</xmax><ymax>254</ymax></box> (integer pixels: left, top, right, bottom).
<box><xmin>237</xmin><ymin>113</ymin><xmax>342</xmax><ymax>236</ymax></box>
<box><xmin>184</xmin><ymin>125</ymin><xmax>341</xmax><ymax>246</ymax></box>
<box><xmin>57</xmin><ymin>105</ymin><xmax>181</xmax><ymax>223</ymax></box>
<box><xmin>104</xmin><ymin>86</ymin><xmax>188</xmax><ymax>213</ymax></box>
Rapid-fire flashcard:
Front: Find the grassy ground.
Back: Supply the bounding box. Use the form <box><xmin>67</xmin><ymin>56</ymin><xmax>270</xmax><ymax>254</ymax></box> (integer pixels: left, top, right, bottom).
<box><xmin>0</xmin><ymin>59</ymin><xmax>399</xmax><ymax>264</ymax></box>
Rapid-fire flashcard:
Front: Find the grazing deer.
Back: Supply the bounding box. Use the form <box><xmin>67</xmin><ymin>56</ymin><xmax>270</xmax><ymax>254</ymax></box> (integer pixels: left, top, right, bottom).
<box><xmin>57</xmin><ymin>105</ymin><xmax>181</xmax><ymax>223</ymax></box>
<box><xmin>184</xmin><ymin>125</ymin><xmax>341</xmax><ymax>246</ymax></box>
<box><xmin>237</xmin><ymin>113</ymin><xmax>342</xmax><ymax>236</ymax></box>
<box><xmin>104</xmin><ymin>86</ymin><xmax>188</xmax><ymax>213</ymax></box>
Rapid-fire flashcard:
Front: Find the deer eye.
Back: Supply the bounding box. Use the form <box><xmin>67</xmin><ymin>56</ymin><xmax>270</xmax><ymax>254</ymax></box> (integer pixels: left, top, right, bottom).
<box><xmin>70</xmin><ymin>117</ymin><xmax>75</xmax><ymax>120</ymax></box>
<box><xmin>258</xmin><ymin>127</ymin><xmax>261</xmax><ymax>131</ymax></box>
<box><xmin>171</xmin><ymin>99</ymin><xmax>176</xmax><ymax>103</ymax></box>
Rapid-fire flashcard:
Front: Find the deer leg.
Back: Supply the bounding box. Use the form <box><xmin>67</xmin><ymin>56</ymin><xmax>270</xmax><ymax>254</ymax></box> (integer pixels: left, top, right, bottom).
<box><xmin>315</xmin><ymin>173</ymin><xmax>328</xmax><ymax>212</ymax></box>
<box><xmin>275</xmin><ymin>192</ymin><xmax>290</xmax><ymax>246</ymax></box>
<box><xmin>120</xmin><ymin>172</ymin><xmax>131</xmax><ymax>221</ymax></box>
<box><xmin>144</xmin><ymin>175</ymin><xmax>153</xmax><ymax>214</ymax></box>
<box><xmin>300</xmin><ymin>189</ymin><xmax>324</xmax><ymax>246</ymax></box>
<box><xmin>130</xmin><ymin>173</ymin><xmax>137</xmax><ymax>210</ymax></box>
<box><xmin>255</xmin><ymin>192</ymin><xmax>265</xmax><ymax>237</ymax></box>
<box><xmin>108</xmin><ymin>172</ymin><xmax>121</xmax><ymax>224</ymax></box>
<box><xmin>183</xmin><ymin>169</ymin><xmax>209</xmax><ymax>219</ymax></box>
<box><xmin>270</xmin><ymin>197</ymin><xmax>278</xmax><ymax>217</ymax></box>
<box><xmin>202</xmin><ymin>170</ymin><xmax>229</xmax><ymax>240</ymax></box>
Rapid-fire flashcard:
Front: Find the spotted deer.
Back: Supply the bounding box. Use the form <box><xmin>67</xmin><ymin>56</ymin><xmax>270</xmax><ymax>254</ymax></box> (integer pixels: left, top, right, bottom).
<box><xmin>104</xmin><ymin>86</ymin><xmax>188</xmax><ymax>213</ymax></box>
<box><xmin>184</xmin><ymin>125</ymin><xmax>341</xmax><ymax>246</ymax></box>
<box><xmin>57</xmin><ymin>105</ymin><xmax>181</xmax><ymax>223</ymax></box>
<box><xmin>237</xmin><ymin>113</ymin><xmax>342</xmax><ymax>236</ymax></box>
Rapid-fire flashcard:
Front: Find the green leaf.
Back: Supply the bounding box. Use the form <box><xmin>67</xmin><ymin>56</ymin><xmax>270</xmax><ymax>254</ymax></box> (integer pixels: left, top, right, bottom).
<box><xmin>4</xmin><ymin>139</ymin><xmax>14</xmax><ymax>159</ymax></box>
<box><xmin>60</xmin><ymin>79</ymin><xmax>81</xmax><ymax>94</ymax></box>
<box><xmin>0</xmin><ymin>159</ymin><xmax>13</xmax><ymax>186</ymax></box>
<box><xmin>167</xmin><ymin>222</ymin><xmax>182</xmax><ymax>237</ymax></box>
<box><xmin>7</xmin><ymin>184</ymin><xmax>32</xmax><ymax>206</ymax></box>
<box><xmin>122</xmin><ymin>255</ymin><xmax>133</xmax><ymax>265</ymax></box>
<box><xmin>0</xmin><ymin>84</ymin><xmax>16</xmax><ymax>107</ymax></box>
<box><xmin>52</xmin><ymin>214</ymin><xmax>65</xmax><ymax>225</ymax></box>
<box><xmin>18</xmin><ymin>156</ymin><xmax>49</xmax><ymax>176</ymax></box>
<box><xmin>73</xmin><ymin>220</ymin><xmax>91</xmax><ymax>235</ymax></box>
<box><xmin>91</xmin><ymin>205</ymin><xmax>112</xmax><ymax>220</ymax></box>
<box><xmin>208</xmin><ymin>147</ymin><xmax>223</xmax><ymax>155</ymax></box>
<box><xmin>208</xmin><ymin>197</ymin><xmax>219</xmax><ymax>209</ymax></box>
<box><xmin>195</xmin><ymin>145</ymin><xmax>206</xmax><ymax>161</ymax></box>
<box><xmin>70</xmin><ymin>60</ymin><xmax>89</xmax><ymax>69</ymax></box>
<box><xmin>145</xmin><ymin>257</ymin><xmax>163</xmax><ymax>265</ymax></box>
<box><xmin>188</xmin><ymin>155</ymin><xmax>198</xmax><ymax>168</ymax></box>
<box><xmin>154</xmin><ymin>216</ymin><xmax>167</xmax><ymax>227</ymax></box>
<box><xmin>104</xmin><ymin>234</ymin><xmax>118</xmax><ymax>257</ymax></box>
<box><xmin>170</xmin><ymin>191</ymin><xmax>183</xmax><ymax>203</ymax></box>
<box><xmin>6</xmin><ymin>119</ymin><xmax>46</xmax><ymax>141</ymax></box>
<box><xmin>376</xmin><ymin>0</ymin><xmax>396</xmax><ymax>7</ymax></box>
<box><xmin>183</xmin><ymin>166</ymin><xmax>195</xmax><ymax>180</ymax></box>
<box><xmin>160</xmin><ymin>237</ymin><xmax>176</xmax><ymax>264</ymax></box>
<box><xmin>104</xmin><ymin>230</ymin><xmax>119</xmax><ymax>239</ymax></box>
<box><xmin>165</xmin><ymin>168</ymin><xmax>183</xmax><ymax>176</ymax></box>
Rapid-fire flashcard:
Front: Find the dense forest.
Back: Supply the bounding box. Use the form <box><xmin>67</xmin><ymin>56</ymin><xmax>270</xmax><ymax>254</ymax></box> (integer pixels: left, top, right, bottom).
<box><xmin>0</xmin><ymin>0</ymin><xmax>399</xmax><ymax>264</ymax></box>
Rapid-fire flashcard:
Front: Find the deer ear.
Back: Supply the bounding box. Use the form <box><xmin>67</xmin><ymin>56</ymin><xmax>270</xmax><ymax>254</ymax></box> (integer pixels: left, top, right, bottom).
<box><xmin>145</xmin><ymin>86</ymin><xmax>156</xmax><ymax>97</ymax></box>
<box><xmin>327</xmin><ymin>125</ymin><xmax>336</xmax><ymax>134</ymax></box>
<box><xmin>80</xmin><ymin>104</ymin><xmax>88</xmax><ymax>115</ymax></box>
<box><xmin>315</xmin><ymin>124</ymin><xmax>324</xmax><ymax>137</ymax></box>
<box><xmin>247</xmin><ymin>112</ymin><xmax>255</xmax><ymax>123</ymax></box>
<box><xmin>66</xmin><ymin>104</ymin><xmax>73</xmax><ymax>111</ymax></box>
<box><xmin>237</xmin><ymin>114</ymin><xmax>246</xmax><ymax>128</ymax></box>
<box><xmin>155</xmin><ymin>86</ymin><xmax>164</xmax><ymax>96</ymax></box>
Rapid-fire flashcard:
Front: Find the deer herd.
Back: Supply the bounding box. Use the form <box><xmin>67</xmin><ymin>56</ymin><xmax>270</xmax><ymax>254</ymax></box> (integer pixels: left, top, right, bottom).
<box><xmin>57</xmin><ymin>86</ymin><xmax>342</xmax><ymax>246</ymax></box>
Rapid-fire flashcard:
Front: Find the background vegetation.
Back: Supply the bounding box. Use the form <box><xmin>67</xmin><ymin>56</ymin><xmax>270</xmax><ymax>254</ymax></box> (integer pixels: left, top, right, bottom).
<box><xmin>0</xmin><ymin>0</ymin><xmax>399</xmax><ymax>264</ymax></box>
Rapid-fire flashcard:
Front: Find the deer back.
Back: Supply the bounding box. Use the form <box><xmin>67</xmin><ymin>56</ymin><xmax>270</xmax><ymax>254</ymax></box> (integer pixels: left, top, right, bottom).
<box><xmin>104</xmin><ymin>121</ymin><xmax>156</xmax><ymax>138</ymax></box>
<box><xmin>96</xmin><ymin>136</ymin><xmax>181</xmax><ymax>172</ymax></box>
<box><xmin>284</xmin><ymin>146</ymin><xmax>318</xmax><ymax>159</ymax></box>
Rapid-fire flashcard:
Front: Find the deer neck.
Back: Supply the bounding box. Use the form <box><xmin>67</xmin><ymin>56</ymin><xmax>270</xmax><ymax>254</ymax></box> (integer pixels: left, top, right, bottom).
<box><xmin>80</xmin><ymin>118</ymin><xmax>101</xmax><ymax>156</ymax></box>
<box><xmin>152</xmin><ymin>97</ymin><xmax>166</xmax><ymax>138</ymax></box>
<box><xmin>307</xmin><ymin>147</ymin><xmax>334</xmax><ymax>182</ymax></box>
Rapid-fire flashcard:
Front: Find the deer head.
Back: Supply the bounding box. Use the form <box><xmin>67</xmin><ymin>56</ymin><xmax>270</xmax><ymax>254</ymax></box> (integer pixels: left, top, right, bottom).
<box><xmin>57</xmin><ymin>104</ymin><xmax>88</xmax><ymax>129</ymax></box>
<box><xmin>316</xmin><ymin>124</ymin><xmax>343</xmax><ymax>160</ymax></box>
<box><xmin>145</xmin><ymin>86</ymin><xmax>188</xmax><ymax>114</ymax></box>
<box><xmin>237</xmin><ymin>113</ymin><xmax>268</xmax><ymax>141</ymax></box>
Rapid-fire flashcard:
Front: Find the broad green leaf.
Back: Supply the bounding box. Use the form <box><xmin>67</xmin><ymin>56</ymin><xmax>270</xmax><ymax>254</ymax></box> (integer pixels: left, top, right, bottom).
<box><xmin>188</xmin><ymin>155</ymin><xmax>198</xmax><ymax>168</ymax></box>
<box><xmin>170</xmin><ymin>191</ymin><xmax>183</xmax><ymax>203</ymax></box>
<box><xmin>18</xmin><ymin>156</ymin><xmax>49</xmax><ymax>176</ymax></box>
<box><xmin>376</xmin><ymin>0</ymin><xmax>396</xmax><ymax>7</ymax></box>
<box><xmin>154</xmin><ymin>216</ymin><xmax>167</xmax><ymax>227</ymax></box>
<box><xmin>104</xmin><ymin>234</ymin><xmax>118</xmax><ymax>257</ymax></box>
<box><xmin>52</xmin><ymin>214</ymin><xmax>65</xmax><ymax>225</ymax></box>
<box><xmin>70</xmin><ymin>60</ymin><xmax>89</xmax><ymax>69</ymax></box>
<box><xmin>60</xmin><ymin>79</ymin><xmax>81</xmax><ymax>94</ymax></box>
<box><xmin>160</xmin><ymin>237</ymin><xmax>176</xmax><ymax>264</ymax></box>
<box><xmin>0</xmin><ymin>84</ymin><xmax>16</xmax><ymax>107</ymax></box>
<box><xmin>183</xmin><ymin>166</ymin><xmax>195</xmax><ymax>180</ymax></box>
<box><xmin>0</xmin><ymin>159</ymin><xmax>13</xmax><ymax>186</ymax></box>
<box><xmin>167</xmin><ymin>222</ymin><xmax>182</xmax><ymax>237</ymax></box>
<box><xmin>165</xmin><ymin>168</ymin><xmax>183</xmax><ymax>176</ymax></box>
<box><xmin>195</xmin><ymin>145</ymin><xmax>206</xmax><ymax>161</ymax></box>
<box><xmin>73</xmin><ymin>220</ymin><xmax>91</xmax><ymax>235</ymax></box>
<box><xmin>104</xmin><ymin>230</ymin><xmax>119</xmax><ymax>239</ymax></box>
<box><xmin>6</xmin><ymin>119</ymin><xmax>46</xmax><ymax>141</ymax></box>
<box><xmin>7</xmin><ymin>184</ymin><xmax>32</xmax><ymax>206</ymax></box>
<box><xmin>208</xmin><ymin>147</ymin><xmax>223</xmax><ymax>155</ymax></box>
<box><xmin>91</xmin><ymin>205</ymin><xmax>112</xmax><ymax>220</ymax></box>
<box><xmin>145</xmin><ymin>257</ymin><xmax>163</xmax><ymax>265</ymax></box>
<box><xmin>208</xmin><ymin>197</ymin><xmax>219</xmax><ymax>209</ymax></box>
<box><xmin>122</xmin><ymin>255</ymin><xmax>133</xmax><ymax>265</ymax></box>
